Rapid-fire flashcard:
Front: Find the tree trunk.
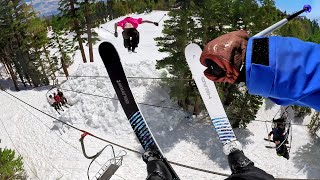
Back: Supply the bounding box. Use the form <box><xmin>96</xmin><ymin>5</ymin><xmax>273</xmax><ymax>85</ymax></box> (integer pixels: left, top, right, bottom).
<box><xmin>178</xmin><ymin>98</ymin><xmax>187</xmax><ymax>110</ymax></box>
<box><xmin>3</xmin><ymin>58</ymin><xmax>20</xmax><ymax>91</ymax></box>
<box><xmin>70</xmin><ymin>0</ymin><xmax>87</xmax><ymax>63</ymax></box>
<box><xmin>85</xmin><ymin>0</ymin><xmax>94</xmax><ymax>62</ymax></box>
<box><xmin>57</xmin><ymin>37</ymin><xmax>69</xmax><ymax>78</ymax></box>
<box><xmin>10</xmin><ymin>34</ymin><xmax>27</xmax><ymax>87</ymax></box>
<box><xmin>35</xmin><ymin>48</ymin><xmax>49</xmax><ymax>85</ymax></box>
<box><xmin>193</xmin><ymin>95</ymin><xmax>201</xmax><ymax>116</ymax></box>
<box><xmin>43</xmin><ymin>45</ymin><xmax>56</xmax><ymax>80</ymax></box>
<box><xmin>26</xmin><ymin>53</ymin><xmax>40</xmax><ymax>87</ymax></box>
<box><xmin>61</xmin><ymin>58</ymin><xmax>69</xmax><ymax>78</ymax></box>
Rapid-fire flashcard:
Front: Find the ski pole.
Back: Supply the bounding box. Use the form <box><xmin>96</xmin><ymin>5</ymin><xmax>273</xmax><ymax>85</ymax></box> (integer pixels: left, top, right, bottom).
<box><xmin>254</xmin><ymin>4</ymin><xmax>311</xmax><ymax>37</ymax></box>
<box><xmin>100</xmin><ymin>26</ymin><xmax>114</xmax><ymax>35</ymax></box>
<box><xmin>157</xmin><ymin>14</ymin><xmax>167</xmax><ymax>23</ymax></box>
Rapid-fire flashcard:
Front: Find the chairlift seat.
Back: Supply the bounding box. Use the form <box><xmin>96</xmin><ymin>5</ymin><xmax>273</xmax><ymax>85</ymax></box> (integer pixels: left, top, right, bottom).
<box><xmin>97</xmin><ymin>164</ymin><xmax>120</xmax><ymax>180</ymax></box>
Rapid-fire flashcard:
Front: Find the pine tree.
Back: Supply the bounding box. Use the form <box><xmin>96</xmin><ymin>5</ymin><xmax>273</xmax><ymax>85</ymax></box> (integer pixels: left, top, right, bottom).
<box><xmin>197</xmin><ymin>0</ymin><xmax>233</xmax><ymax>44</ymax></box>
<box><xmin>308</xmin><ymin>112</ymin><xmax>320</xmax><ymax>135</ymax></box>
<box><xmin>292</xmin><ymin>105</ymin><xmax>312</xmax><ymax>118</ymax></box>
<box><xmin>58</xmin><ymin>0</ymin><xmax>87</xmax><ymax>63</ymax></box>
<box><xmin>50</xmin><ymin>16</ymin><xmax>76</xmax><ymax>78</ymax></box>
<box><xmin>0</xmin><ymin>0</ymin><xmax>50</xmax><ymax>89</ymax></box>
<box><xmin>0</xmin><ymin>1</ymin><xmax>20</xmax><ymax>90</ymax></box>
<box><xmin>25</xmin><ymin>17</ymin><xmax>51</xmax><ymax>85</ymax></box>
<box><xmin>93</xmin><ymin>1</ymin><xmax>108</xmax><ymax>24</ymax></box>
<box><xmin>84</xmin><ymin>0</ymin><xmax>94</xmax><ymax>62</ymax></box>
<box><xmin>225</xmin><ymin>87</ymin><xmax>263</xmax><ymax>128</ymax></box>
<box><xmin>0</xmin><ymin>148</ymin><xmax>26</xmax><ymax>179</ymax></box>
<box><xmin>155</xmin><ymin>1</ymin><xmax>199</xmax><ymax>114</ymax></box>
<box><xmin>254</xmin><ymin>0</ymin><xmax>279</xmax><ymax>35</ymax></box>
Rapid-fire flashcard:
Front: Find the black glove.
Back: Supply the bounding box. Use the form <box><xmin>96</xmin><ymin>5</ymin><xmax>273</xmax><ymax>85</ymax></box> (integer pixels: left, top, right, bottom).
<box><xmin>154</xmin><ymin>22</ymin><xmax>159</xmax><ymax>26</ymax></box>
<box><xmin>114</xmin><ymin>32</ymin><xmax>118</xmax><ymax>37</ymax></box>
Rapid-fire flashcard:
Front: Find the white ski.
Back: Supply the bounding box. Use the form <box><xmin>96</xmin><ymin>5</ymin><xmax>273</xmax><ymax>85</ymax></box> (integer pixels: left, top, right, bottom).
<box><xmin>185</xmin><ymin>43</ymin><xmax>241</xmax><ymax>154</ymax></box>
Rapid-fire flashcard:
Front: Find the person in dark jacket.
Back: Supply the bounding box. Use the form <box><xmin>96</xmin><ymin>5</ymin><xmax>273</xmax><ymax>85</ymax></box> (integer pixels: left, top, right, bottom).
<box><xmin>268</xmin><ymin>123</ymin><xmax>286</xmax><ymax>142</ymax></box>
<box><xmin>268</xmin><ymin>123</ymin><xmax>289</xmax><ymax>160</ymax></box>
<box><xmin>142</xmin><ymin>148</ymin><xmax>275</xmax><ymax>180</ymax></box>
<box><xmin>200</xmin><ymin>30</ymin><xmax>320</xmax><ymax>111</ymax></box>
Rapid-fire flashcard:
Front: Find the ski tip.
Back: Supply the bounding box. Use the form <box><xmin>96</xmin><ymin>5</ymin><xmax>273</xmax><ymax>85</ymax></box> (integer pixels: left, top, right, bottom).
<box><xmin>185</xmin><ymin>43</ymin><xmax>202</xmax><ymax>56</ymax></box>
<box><xmin>98</xmin><ymin>41</ymin><xmax>120</xmax><ymax>64</ymax></box>
<box><xmin>98</xmin><ymin>41</ymin><xmax>115</xmax><ymax>53</ymax></box>
<box><xmin>185</xmin><ymin>43</ymin><xmax>201</xmax><ymax>50</ymax></box>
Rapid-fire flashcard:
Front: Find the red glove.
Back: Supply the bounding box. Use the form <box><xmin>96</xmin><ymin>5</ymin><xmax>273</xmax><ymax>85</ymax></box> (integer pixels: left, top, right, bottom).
<box><xmin>200</xmin><ymin>30</ymin><xmax>250</xmax><ymax>84</ymax></box>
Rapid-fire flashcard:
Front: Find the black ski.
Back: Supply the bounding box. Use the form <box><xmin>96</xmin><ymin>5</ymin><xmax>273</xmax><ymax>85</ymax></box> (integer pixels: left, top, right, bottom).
<box><xmin>99</xmin><ymin>42</ymin><xmax>179</xmax><ymax>179</ymax></box>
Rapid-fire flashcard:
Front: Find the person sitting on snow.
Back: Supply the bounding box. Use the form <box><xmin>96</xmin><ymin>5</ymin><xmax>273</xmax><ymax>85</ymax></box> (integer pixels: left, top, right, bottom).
<box><xmin>200</xmin><ymin>30</ymin><xmax>320</xmax><ymax>111</ymax></box>
<box><xmin>114</xmin><ymin>17</ymin><xmax>159</xmax><ymax>53</ymax></box>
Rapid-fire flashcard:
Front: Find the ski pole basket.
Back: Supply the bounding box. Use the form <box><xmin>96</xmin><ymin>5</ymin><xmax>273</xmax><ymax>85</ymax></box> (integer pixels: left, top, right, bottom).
<box><xmin>80</xmin><ymin>132</ymin><xmax>127</xmax><ymax>180</ymax></box>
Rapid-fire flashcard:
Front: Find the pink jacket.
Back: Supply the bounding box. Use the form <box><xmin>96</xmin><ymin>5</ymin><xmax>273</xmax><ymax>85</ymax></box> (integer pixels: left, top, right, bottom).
<box><xmin>117</xmin><ymin>17</ymin><xmax>143</xmax><ymax>29</ymax></box>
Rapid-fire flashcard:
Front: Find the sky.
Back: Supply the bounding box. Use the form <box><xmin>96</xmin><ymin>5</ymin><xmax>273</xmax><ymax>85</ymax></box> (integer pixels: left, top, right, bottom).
<box><xmin>275</xmin><ymin>0</ymin><xmax>320</xmax><ymax>21</ymax></box>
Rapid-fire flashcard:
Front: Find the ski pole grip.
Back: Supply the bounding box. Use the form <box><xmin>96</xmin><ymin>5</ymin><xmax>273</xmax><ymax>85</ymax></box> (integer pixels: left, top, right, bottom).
<box><xmin>254</xmin><ymin>4</ymin><xmax>311</xmax><ymax>37</ymax></box>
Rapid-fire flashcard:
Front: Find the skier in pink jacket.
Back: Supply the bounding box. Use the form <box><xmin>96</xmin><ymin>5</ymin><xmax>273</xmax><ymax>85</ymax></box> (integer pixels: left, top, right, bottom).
<box><xmin>114</xmin><ymin>17</ymin><xmax>158</xmax><ymax>52</ymax></box>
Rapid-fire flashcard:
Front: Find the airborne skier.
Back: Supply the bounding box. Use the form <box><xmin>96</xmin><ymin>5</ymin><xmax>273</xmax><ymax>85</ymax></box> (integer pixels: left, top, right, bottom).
<box><xmin>114</xmin><ymin>17</ymin><xmax>159</xmax><ymax>53</ymax></box>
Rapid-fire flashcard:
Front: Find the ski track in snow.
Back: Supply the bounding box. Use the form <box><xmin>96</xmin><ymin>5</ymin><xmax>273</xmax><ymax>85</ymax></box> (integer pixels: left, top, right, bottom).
<box><xmin>0</xmin><ymin>11</ymin><xmax>320</xmax><ymax>180</ymax></box>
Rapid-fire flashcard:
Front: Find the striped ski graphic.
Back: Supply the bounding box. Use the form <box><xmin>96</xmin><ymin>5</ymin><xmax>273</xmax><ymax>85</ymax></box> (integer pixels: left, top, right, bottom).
<box><xmin>129</xmin><ymin>111</ymin><xmax>155</xmax><ymax>150</ymax></box>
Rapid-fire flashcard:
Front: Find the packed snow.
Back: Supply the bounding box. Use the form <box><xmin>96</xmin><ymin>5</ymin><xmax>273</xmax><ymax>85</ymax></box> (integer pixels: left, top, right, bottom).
<box><xmin>0</xmin><ymin>11</ymin><xmax>320</xmax><ymax>180</ymax></box>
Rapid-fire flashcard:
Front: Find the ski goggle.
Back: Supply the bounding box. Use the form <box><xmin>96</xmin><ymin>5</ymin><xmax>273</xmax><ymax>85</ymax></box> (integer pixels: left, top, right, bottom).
<box><xmin>200</xmin><ymin>53</ymin><xmax>240</xmax><ymax>84</ymax></box>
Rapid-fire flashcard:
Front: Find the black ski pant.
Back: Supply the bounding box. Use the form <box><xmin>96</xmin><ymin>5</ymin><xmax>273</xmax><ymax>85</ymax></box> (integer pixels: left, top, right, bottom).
<box><xmin>276</xmin><ymin>144</ymin><xmax>289</xmax><ymax>160</ymax></box>
<box><xmin>122</xmin><ymin>28</ymin><xmax>140</xmax><ymax>51</ymax></box>
<box><xmin>51</xmin><ymin>103</ymin><xmax>60</xmax><ymax>111</ymax></box>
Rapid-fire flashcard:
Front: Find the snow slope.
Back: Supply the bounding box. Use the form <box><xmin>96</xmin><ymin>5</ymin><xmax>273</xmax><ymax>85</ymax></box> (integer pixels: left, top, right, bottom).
<box><xmin>0</xmin><ymin>11</ymin><xmax>320</xmax><ymax>180</ymax></box>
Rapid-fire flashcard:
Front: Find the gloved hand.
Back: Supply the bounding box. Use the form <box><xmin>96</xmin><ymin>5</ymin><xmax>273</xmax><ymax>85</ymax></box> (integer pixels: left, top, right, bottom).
<box><xmin>154</xmin><ymin>22</ymin><xmax>159</xmax><ymax>26</ymax></box>
<box><xmin>114</xmin><ymin>32</ymin><xmax>118</xmax><ymax>37</ymax></box>
<box><xmin>200</xmin><ymin>30</ymin><xmax>250</xmax><ymax>84</ymax></box>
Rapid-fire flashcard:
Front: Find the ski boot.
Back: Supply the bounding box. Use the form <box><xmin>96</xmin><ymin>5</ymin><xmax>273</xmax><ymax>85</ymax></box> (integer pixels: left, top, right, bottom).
<box><xmin>228</xmin><ymin>149</ymin><xmax>254</xmax><ymax>174</ymax></box>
